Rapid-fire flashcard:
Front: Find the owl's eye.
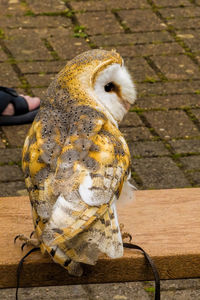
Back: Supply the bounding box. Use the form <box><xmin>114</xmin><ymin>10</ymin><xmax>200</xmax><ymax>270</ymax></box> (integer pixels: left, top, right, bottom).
<box><xmin>104</xmin><ymin>82</ymin><xmax>115</xmax><ymax>92</ymax></box>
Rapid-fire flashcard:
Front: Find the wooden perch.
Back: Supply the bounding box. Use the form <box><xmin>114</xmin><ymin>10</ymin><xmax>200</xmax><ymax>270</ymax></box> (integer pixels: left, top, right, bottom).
<box><xmin>0</xmin><ymin>188</ymin><xmax>200</xmax><ymax>288</ymax></box>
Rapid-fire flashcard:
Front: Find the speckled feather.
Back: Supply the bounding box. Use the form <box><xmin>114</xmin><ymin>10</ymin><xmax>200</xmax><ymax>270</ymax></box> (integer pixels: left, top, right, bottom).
<box><xmin>22</xmin><ymin>49</ymin><xmax>136</xmax><ymax>276</ymax></box>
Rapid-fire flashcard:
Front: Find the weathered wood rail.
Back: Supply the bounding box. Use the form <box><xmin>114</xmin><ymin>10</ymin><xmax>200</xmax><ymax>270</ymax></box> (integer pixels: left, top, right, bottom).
<box><xmin>0</xmin><ymin>188</ymin><xmax>199</xmax><ymax>288</ymax></box>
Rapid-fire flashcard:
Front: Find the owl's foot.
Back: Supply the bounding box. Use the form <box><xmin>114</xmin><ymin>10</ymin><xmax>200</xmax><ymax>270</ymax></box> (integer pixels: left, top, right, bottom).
<box><xmin>14</xmin><ymin>234</ymin><xmax>40</xmax><ymax>251</ymax></box>
<box><xmin>67</xmin><ymin>261</ymin><xmax>83</xmax><ymax>277</ymax></box>
<box><xmin>120</xmin><ymin>223</ymin><xmax>132</xmax><ymax>242</ymax></box>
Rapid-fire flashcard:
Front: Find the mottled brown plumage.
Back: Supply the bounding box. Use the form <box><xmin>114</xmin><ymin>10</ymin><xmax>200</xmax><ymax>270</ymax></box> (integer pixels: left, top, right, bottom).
<box><xmin>21</xmin><ymin>49</ymin><xmax>136</xmax><ymax>276</ymax></box>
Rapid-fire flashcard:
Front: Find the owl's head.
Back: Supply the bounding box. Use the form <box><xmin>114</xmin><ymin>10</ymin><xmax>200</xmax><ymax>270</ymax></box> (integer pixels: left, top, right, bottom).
<box><xmin>55</xmin><ymin>49</ymin><xmax>136</xmax><ymax>124</ymax></box>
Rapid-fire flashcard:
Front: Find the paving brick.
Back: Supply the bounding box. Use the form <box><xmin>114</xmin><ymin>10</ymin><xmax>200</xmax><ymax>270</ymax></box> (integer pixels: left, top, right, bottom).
<box><xmin>176</xmin><ymin>29</ymin><xmax>200</xmax><ymax>53</ymax></box>
<box><xmin>189</xmin><ymin>171</ymin><xmax>200</xmax><ymax>186</ymax></box>
<box><xmin>0</xmin><ymin>282</ymin><xmax>151</xmax><ymax>300</ymax></box>
<box><xmin>2</xmin><ymin>124</ymin><xmax>30</xmax><ymax>147</ymax></box>
<box><xmin>154</xmin><ymin>0</ymin><xmax>191</xmax><ymax>7</ymax></box>
<box><xmin>70</xmin><ymin>0</ymin><xmax>107</xmax><ymax>11</ymax></box>
<box><xmin>152</xmin><ymin>55</ymin><xmax>200</xmax><ymax>80</ymax></box>
<box><xmin>76</xmin><ymin>11</ymin><xmax>123</xmax><ymax>35</ymax></box>
<box><xmin>25</xmin><ymin>73</ymin><xmax>55</xmax><ymax>87</ymax></box>
<box><xmin>124</xmin><ymin>57</ymin><xmax>158</xmax><ymax>82</ymax></box>
<box><xmin>136</xmin><ymin>95</ymin><xmax>200</xmax><ymax>110</ymax></box>
<box><xmin>137</xmin><ymin>80</ymin><xmax>200</xmax><ymax>97</ymax></box>
<box><xmin>32</xmin><ymin>88</ymin><xmax>47</xmax><ymax>99</ymax></box>
<box><xmin>102</xmin><ymin>0</ymin><xmax>150</xmax><ymax>9</ymax></box>
<box><xmin>0</xmin><ymin>148</ymin><xmax>22</xmax><ymax>164</ymax></box>
<box><xmin>0</xmin><ymin>63</ymin><xmax>21</xmax><ymax>87</ymax></box>
<box><xmin>143</xmin><ymin>110</ymin><xmax>199</xmax><ymax>139</ymax></box>
<box><xmin>80</xmin><ymin>282</ymin><xmax>150</xmax><ymax>300</ymax></box>
<box><xmin>91</xmin><ymin>32</ymin><xmax>173</xmax><ymax>47</ymax></box>
<box><xmin>118</xmin><ymin>10</ymin><xmax>166</xmax><ymax>32</ymax></box>
<box><xmin>161</xmin><ymin>289</ymin><xmax>200</xmax><ymax>299</ymax></box>
<box><xmin>169</xmin><ymin>139</ymin><xmax>200</xmax><ymax>154</ymax></box>
<box><xmin>167</xmin><ymin>17</ymin><xmax>200</xmax><ymax>29</ymax></box>
<box><xmin>0</xmin><ymin>15</ymin><xmax>71</xmax><ymax>29</ymax></box>
<box><xmin>180</xmin><ymin>155</ymin><xmax>200</xmax><ymax>170</ymax></box>
<box><xmin>0</xmin><ymin>181</ymin><xmax>26</xmax><ymax>197</ymax></box>
<box><xmin>120</xmin><ymin>112</ymin><xmax>143</xmax><ymax>127</ymax></box>
<box><xmin>161</xmin><ymin>278</ymin><xmax>200</xmax><ymax>290</ymax></box>
<box><xmin>129</xmin><ymin>141</ymin><xmax>170</xmax><ymax>157</ymax></box>
<box><xmin>159</xmin><ymin>7</ymin><xmax>200</xmax><ymax>19</ymax></box>
<box><xmin>0</xmin><ymin>139</ymin><xmax>6</xmax><ymax>149</ymax></box>
<box><xmin>70</xmin><ymin>0</ymin><xmax>149</xmax><ymax>11</ymax></box>
<box><xmin>132</xmin><ymin>157</ymin><xmax>190</xmax><ymax>189</ymax></box>
<box><xmin>195</xmin><ymin>54</ymin><xmax>200</xmax><ymax>64</ymax></box>
<box><xmin>191</xmin><ymin>109</ymin><xmax>200</xmax><ymax>122</ymax></box>
<box><xmin>4</xmin><ymin>29</ymin><xmax>52</xmax><ymax>60</ymax></box>
<box><xmin>45</xmin><ymin>27</ymin><xmax>90</xmax><ymax>60</ymax></box>
<box><xmin>18</xmin><ymin>61</ymin><xmax>65</xmax><ymax>74</ymax></box>
<box><xmin>0</xmin><ymin>1</ymin><xmax>27</xmax><ymax>16</ymax></box>
<box><xmin>0</xmin><ymin>46</ymin><xmax>7</xmax><ymax>61</ymax></box>
<box><xmin>114</xmin><ymin>42</ymin><xmax>184</xmax><ymax>58</ymax></box>
<box><xmin>121</xmin><ymin>127</ymin><xmax>153</xmax><ymax>142</ymax></box>
<box><xmin>0</xmin><ymin>165</ymin><xmax>23</xmax><ymax>182</ymax></box>
<box><xmin>26</xmin><ymin>0</ymin><xmax>67</xmax><ymax>13</ymax></box>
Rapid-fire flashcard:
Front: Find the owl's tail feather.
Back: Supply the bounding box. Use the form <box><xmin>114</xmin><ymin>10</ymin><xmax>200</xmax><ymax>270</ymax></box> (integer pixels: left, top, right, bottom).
<box><xmin>39</xmin><ymin>205</ymin><xmax>123</xmax><ymax>276</ymax></box>
<box><xmin>36</xmin><ymin>197</ymin><xmax>123</xmax><ymax>275</ymax></box>
<box><xmin>49</xmin><ymin>202</ymin><xmax>123</xmax><ymax>267</ymax></box>
<box><xmin>98</xmin><ymin>203</ymin><xmax>123</xmax><ymax>259</ymax></box>
<box><xmin>51</xmin><ymin>202</ymin><xmax>111</xmax><ymax>247</ymax></box>
<box><xmin>40</xmin><ymin>241</ymin><xmax>84</xmax><ymax>276</ymax></box>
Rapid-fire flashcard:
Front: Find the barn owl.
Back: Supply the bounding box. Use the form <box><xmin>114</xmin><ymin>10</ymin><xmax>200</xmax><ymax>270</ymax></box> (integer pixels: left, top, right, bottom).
<box><xmin>21</xmin><ymin>49</ymin><xmax>136</xmax><ymax>276</ymax></box>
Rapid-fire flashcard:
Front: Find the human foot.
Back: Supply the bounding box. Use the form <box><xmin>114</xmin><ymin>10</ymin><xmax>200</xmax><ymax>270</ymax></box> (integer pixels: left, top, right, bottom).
<box><xmin>2</xmin><ymin>95</ymin><xmax>40</xmax><ymax>116</ymax></box>
<box><xmin>0</xmin><ymin>87</ymin><xmax>40</xmax><ymax>125</ymax></box>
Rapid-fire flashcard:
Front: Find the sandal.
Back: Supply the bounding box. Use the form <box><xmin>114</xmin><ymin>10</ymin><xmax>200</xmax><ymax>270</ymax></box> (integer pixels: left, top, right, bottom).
<box><xmin>0</xmin><ymin>86</ymin><xmax>40</xmax><ymax>126</ymax></box>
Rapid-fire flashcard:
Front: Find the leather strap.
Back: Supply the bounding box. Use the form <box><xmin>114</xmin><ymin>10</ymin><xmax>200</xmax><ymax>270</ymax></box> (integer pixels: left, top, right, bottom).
<box><xmin>123</xmin><ymin>242</ymin><xmax>160</xmax><ymax>300</ymax></box>
<box><xmin>16</xmin><ymin>244</ymin><xmax>161</xmax><ymax>300</ymax></box>
<box><xmin>16</xmin><ymin>247</ymin><xmax>40</xmax><ymax>300</ymax></box>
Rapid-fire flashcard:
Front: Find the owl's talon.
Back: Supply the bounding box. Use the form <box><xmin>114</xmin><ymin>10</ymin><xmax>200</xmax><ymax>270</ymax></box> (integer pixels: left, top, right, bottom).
<box><xmin>14</xmin><ymin>233</ymin><xmax>40</xmax><ymax>248</ymax></box>
<box><xmin>14</xmin><ymin>235</ymin><xmax>20</xmax><ymax>243</ymax></box>
<box><xmin>30</xmin><ymin>231</ymin><xmax>35</xmax><ymax>239</ymax></box>
<box><xmin>120</xmin><ymin>223</ymin><xmax>132</xmax><ymax>242</ymax></box>
<box><xmin>21</xmin><ymin>243</ymin><xmax>27</xmax><ymax>251</ymax></box>
<box><xmin>122</xmin><ymin>232</ymin><xmax>132</xmax><ymax>242</ymax></box>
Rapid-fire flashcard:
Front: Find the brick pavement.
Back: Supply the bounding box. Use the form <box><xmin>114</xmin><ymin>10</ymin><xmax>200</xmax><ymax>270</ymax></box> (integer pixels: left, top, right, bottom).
<box><xmin>0</xmin><ymin>0</ymin><xmax>200</xmax><ymax>299</ymax></box>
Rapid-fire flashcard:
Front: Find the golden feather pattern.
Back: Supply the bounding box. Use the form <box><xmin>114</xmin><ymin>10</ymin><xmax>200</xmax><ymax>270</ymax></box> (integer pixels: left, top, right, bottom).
<box><xmin>22</xmin><ymin>49</ymin><xmax>135</xmax><ymax>276</ymax></box>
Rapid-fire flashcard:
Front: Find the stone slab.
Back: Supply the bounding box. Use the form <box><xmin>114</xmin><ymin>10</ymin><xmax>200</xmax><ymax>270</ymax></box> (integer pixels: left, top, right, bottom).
<box><xmin>4</xmin><ymin>29</ymin><xmax>52</xmax><ymax>61</ymax></box>
<box><xmin>71</xmin><ymin>0</ymin><xmax>149</xmax><ymax>11</ymax></box>
<box><xmin>118</xmin><ymin>10</ymin><xmax>165</xmax><ymax>32</ymax></box>
<box><xmin>132</xmin><ymin>157</ymin><xmax>190</xmax><ymax>188</ymax></box>
<box><xmin>2</xmin><ymin>124</ymin><xmax>30</xmax><ymax>147</ymax></box>
<box><xmin>0</xmin><ymin>165</ymin><xmax>23</xmax><ymax>182</ymax></box>
<box><xmin>152</xmin><ymin>54</ymin><xmax>200</xmax><ymax>80</ymax></box>
<box><xmin>129</xmin><ymin>141</ymin><xmax>170</xmax><ymax>157</ymax></box>
<box><xmin>143</xmin><ymin>110</ymin><xmax>199</xmax><ymax>139</ymax></box>
<box><xmin>169</xmin><ymin>139</ymin><xmax>200</xmax><ymax>154</ymax></box>
<box><xmin>136</xmin><ymin>95</ymin><xmax>200</xmax><ymax>110</ymax></box>
<box><xmin>76</xmin><ymin>11</ymin><xmax>123</xmax><ymax>35</ymax></box>
<box><xmin>26</xmin><ymin>0</ymin><xmax>67</xmax><ymax>13</ymax></box>
<box><xmin>0</xmin><ymin>63</ymin><xmax>21</xmax><ymax>87</ymax></box>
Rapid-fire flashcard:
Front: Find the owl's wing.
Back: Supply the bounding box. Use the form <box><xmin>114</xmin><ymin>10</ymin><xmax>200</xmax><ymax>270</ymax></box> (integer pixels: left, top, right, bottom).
<box><xmin>22</xmin><ymin>107</ymin><xmax>130</xmax><ymax>265</ymax></box>
<box><xmin>44</xmin><ymin>116</ymin><xmax>130</xmax><ymax>264</ymax></box>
